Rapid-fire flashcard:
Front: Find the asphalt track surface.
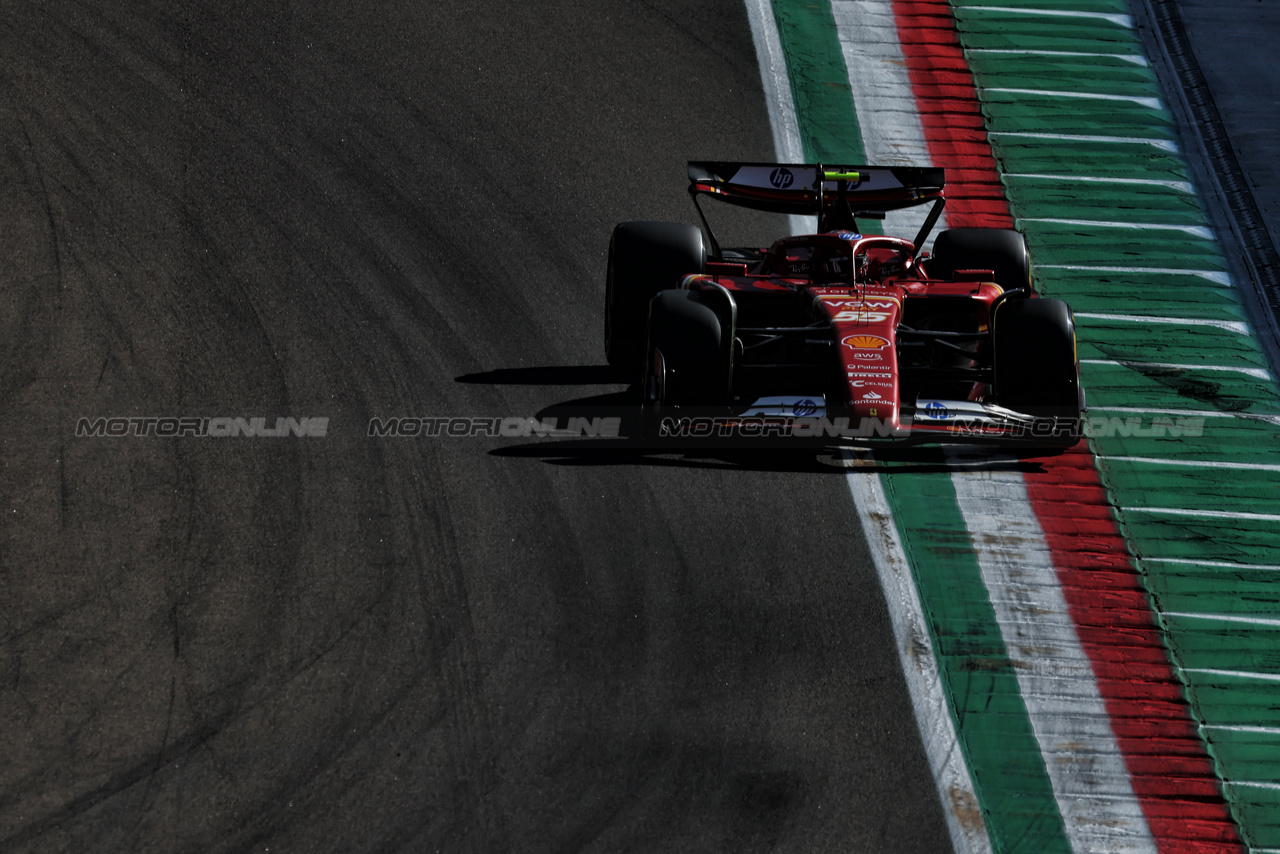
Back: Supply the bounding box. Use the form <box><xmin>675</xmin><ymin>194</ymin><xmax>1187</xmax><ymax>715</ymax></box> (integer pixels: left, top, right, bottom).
<box><xmin>0</xmin><ymin>3</ymin><xmax>951</xmax><ymax>852</ymax></box>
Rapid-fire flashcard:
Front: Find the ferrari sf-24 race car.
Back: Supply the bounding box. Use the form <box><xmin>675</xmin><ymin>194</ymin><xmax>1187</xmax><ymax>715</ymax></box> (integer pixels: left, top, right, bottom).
<box><xmin>604</xmin><ymin>162</ymin><xmax>1085</xmax><ymax>445</ymax></box>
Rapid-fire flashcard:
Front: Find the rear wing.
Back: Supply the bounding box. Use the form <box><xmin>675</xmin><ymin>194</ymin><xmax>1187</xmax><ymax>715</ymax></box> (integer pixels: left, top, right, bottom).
<box><xmin>688</xmin><ymin>161</ymin><xmax>946</xmax><ymax>253</ymax></box>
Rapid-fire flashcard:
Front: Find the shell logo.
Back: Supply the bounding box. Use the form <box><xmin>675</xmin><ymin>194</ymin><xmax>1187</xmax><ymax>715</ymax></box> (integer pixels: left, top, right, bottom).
<box><xmin>842</xmin><ymin>334</ymin><xmax>890</xmax><ymax>350</ymax></box>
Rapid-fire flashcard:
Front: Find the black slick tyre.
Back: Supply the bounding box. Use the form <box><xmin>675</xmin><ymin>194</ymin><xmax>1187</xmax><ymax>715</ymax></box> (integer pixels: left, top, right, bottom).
<box><xmin>605</xmin><ymin>221</ymin><xmax>706</xmax><ymax>372</ymax></box>
<box><xmin>640</xmin><ymin>289</ymin><xmax>728</xmax><ymax>438</ymax></box>
<box><xmin>993</xmin><ymin>298</ymin><xmax>1083</xmax><ymax>446</ymax></box>
<box><xmin>930</xmin><ymin>227</ymin><xmax>1031</xmax><ymax>293</ymax></box>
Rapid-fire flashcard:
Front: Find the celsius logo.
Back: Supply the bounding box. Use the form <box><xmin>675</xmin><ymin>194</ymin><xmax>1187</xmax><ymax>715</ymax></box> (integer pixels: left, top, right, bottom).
<box><xmin>770</xmin><ymin>167</ymin><xmax>794</xmax><ymax>189</ymax></box>
<box><xmin>792</xmin><ymin>398</ymin><xmax>819</xmax><ymax>417</ymax></box>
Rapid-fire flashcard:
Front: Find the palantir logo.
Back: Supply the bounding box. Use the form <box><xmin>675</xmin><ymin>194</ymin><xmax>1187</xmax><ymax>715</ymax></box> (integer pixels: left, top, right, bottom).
<box><xmin>770</xmin><ymin>167</ymin><xmax>794</xmax><ymax>189</ymax></box>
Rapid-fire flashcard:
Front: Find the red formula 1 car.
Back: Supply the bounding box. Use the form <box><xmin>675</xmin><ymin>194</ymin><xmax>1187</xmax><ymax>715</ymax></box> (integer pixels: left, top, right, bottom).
<box><xmin>604</xmin><ymin>161</ymin><xmax>1084</xmax><ymax>445</ymax></box>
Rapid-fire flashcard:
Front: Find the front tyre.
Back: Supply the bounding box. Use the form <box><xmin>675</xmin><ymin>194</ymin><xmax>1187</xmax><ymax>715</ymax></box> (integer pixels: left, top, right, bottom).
<box><xmin>639</xmin><ymin>289</ymin><xmax>728</xmax><ymax>438</ymax></box>
<box><xmin>605</xmin><ymin>221</ymin><xmax>706</xmax><ymax>372</ymax></box>
<box><xmin>993</xmin><ymin>298</ymin><xmax>1083</xmax><ymax>447</ymax></box>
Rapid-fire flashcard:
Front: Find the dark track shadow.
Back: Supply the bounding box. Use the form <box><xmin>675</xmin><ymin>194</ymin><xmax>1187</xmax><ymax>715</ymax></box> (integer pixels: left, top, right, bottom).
<box><xmin>467</xmin><ymin>364</ymin><xmax>1071</xmax><ymax>473</ymax></box>
<box><xmin>456</xmin><ymin>365</ymin><xmax>630</xmax><ymax>385</ymax></box>
<box><xmin>490</xmin><ymin>435</ymin><xmax>1066</xmax><ymax>474</ymax></box>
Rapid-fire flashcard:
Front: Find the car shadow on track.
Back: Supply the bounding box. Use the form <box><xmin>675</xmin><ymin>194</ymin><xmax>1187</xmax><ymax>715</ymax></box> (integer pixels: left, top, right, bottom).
<box><xmin>490</xmin><ymin>438</ymin><xmax>1066</xmax><ymax>474</ymax></box>
<box><xmin>461</xmin><ymin>365</ymin><xmax>1070</xmax><ymax>474</ymax></box>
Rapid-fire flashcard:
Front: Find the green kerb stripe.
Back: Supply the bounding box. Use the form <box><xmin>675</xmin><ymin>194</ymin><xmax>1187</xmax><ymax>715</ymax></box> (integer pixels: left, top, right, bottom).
<box><xmin>878</xmin><ymin>452</ymin><xmax>1071</xmax><ymax>853</ymax></box>
<box><xmin>769</xmin><ymin>0</ymin><xmax>865</xmax><ymax>164</ymax></box>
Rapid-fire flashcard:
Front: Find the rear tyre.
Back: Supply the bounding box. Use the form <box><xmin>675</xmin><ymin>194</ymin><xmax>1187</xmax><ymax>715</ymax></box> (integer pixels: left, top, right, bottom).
<box><xmin>929</xmin><ymin>227</ymin><xmax>1031</xmax><ymax>293</ymax></box>
<box><xmin>993</xmin><ymin>298</ymin><xmax>1083</xmax><ymax>446</ymax></box>
<box><xmin>640</xmin><ymin>290</ymin><xmax>728</xmax><ymax>437</ymax></box>
<box><xmin>605</xmin><ymin>221</ymin><xmax>706</xmax><ymax>371</ymax></box>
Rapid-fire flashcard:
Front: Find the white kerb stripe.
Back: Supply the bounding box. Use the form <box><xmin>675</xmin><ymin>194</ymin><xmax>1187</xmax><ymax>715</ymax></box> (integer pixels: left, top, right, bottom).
<box><xmin>947</xmin><ymin>449</ymin><xmax>1156</xmax><ymax>852</ymax></box>
<box><xmin>831</xmin><ymin>0</ymin><xmax>947</xmax><ymax>248</ymax></box>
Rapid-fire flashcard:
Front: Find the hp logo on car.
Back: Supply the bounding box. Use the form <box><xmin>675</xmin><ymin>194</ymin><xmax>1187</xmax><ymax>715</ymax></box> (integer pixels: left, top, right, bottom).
<box><xmin>770</xmin><ymin>167</ymin><xmax>794</xmax><ymax>189</ymax></box>
<box><xmin>922</xmin><ymin>401</ymin><xmax>949</xmax><ymax>420</ymax></box>
<box><xmin>792</xmin><ymin>399</ymin><xmax>818</xmax><ymax>417</ymax></box>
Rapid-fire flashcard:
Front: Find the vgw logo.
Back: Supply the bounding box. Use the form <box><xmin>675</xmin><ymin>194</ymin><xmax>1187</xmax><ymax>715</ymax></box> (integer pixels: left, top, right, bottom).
<box><xmin>770</xmin><ymin>167</ymin><xmax>794</xmax><ymax>189</ymax></box>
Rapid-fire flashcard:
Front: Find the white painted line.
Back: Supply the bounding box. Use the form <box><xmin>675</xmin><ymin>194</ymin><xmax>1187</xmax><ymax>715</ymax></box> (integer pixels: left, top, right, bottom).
<box><xmin>1081</xmin><ymin>358</ymin><xmax>1272</xmax><ymax>379</ymax></box>
<box><xmin>842</xmin><ymin>454</ymin><xmax>992</xmax><ymax>854</ymax></box>
<box><xmin>1087</xmin><ymin>406</ymin><xmax>1280</xmax><ymax>426</ymax></box>
<box><xmin>831</xmin><ymin>0</ymin><xmax>947</xmax><ymax>247</ymax></box>
<box><xmin>1162</xmin><ymin>612</ymin><xmax>1280</xmax><ymax>628</ymax></box>
<box><xmin>745</xmin><ymin>0</ymin><xmax>803</xmax><ymax>166</ymax></box>
<box><xmin>985</xmin><ymin>88</ymin><xmax>1163</xmax><ymax>110</ymax></box>
<box><xmin>1004</xmin><ymin>172</ymin><xmax>1194</xmax><ymax>192</ymax></box>
<box><xmin>743</xmin><ymin>0</ymin><xmax>814</xmax><ymax>237</ymax></box>
<box><xmin>1102</xmin><ymin>455</ymin><xmax>1280</xmax><ymax>473</ymax></box>
<box><xmin>1184</xmin><ymin>668</ymin><xmax>1280</xmax><ymax>684</ymax></box>
<box><xmin>1074</xmin><ymin>312</ymin><xmax>1251</xmax><ymax>334</ymax></box>
<box><xmin>1035</xmin><ymin>265</ymin><xmax>1232</xmax><ymax>285</ymax></box>
<box><xmin>960</xmin><ymin>6</ymin><xmax>1133</xmax><ymax>28</ymax></box>
<box><xmin>992</xmin><ymin>132</ymin><xmax>1177</xmax><ymax>152</ymax></box>
<box><xmin>1202</xmin><ymin>724</ymin><xmax>1280</xmax><ymax>735</ymax></box>
<box><xmin>1089</xmin><ymin>405</ymin><xmax>1280</xmax><ymax>420</ymax></box>
<box><xmin>965</xmin><ymin>48</ymin><xmax>1148</xmax><ymax>66</ymax></box>
<box><xmin>1144</xmin><ymin>558</ymin><xmax>1280</xmax><ymax>572</ymax></box>
<box><xmin>1123</xmin><ymin>507</ymin><xmax>1280</xmax><ymax>522</ymax></box>
<box><xmin>947</xmin><ymin>449</ymin><xmax>1156</xmax><ymax>853</ymax></box>
<box><xmin>1226</xmin><ymin>781</ymin><xmax>1280</xmax><ymax>791</ymax></box>
<box><xmin>1020</xmin><ymin>217</ymin><xmax>1211</xmax><ymax>238</ymax></box>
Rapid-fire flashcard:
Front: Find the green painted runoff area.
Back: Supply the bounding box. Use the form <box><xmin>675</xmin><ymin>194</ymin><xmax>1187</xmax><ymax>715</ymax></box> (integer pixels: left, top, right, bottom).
<box><xmin>955</xmin><ymin>0</ymin><xmax>1280</xmax><ymax>847</ymax></box>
